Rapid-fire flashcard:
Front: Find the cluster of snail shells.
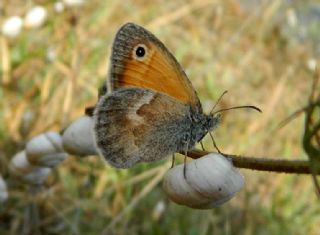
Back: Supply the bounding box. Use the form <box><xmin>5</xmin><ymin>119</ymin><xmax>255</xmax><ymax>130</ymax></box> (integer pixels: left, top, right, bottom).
<box><xmin>8</xmin><ymin>115</ymin><xmax>97</xmax><ymax>186</ymax></box>
<box><xmin>1</xmin><ymin>2</ymin><xmax>85</xmax><ymax>39</ymax></box>
<box><xmin>62</xmin><ymin>116</ymin><xmax>245</xmax><ymax>209</ymax></box>
<box><xmin>162</xmin><ymin>153</ymin><xmax>244</xmax><ymax>209</ymax></box>
<box><xmin>8</xmin><ymin>114</ymin><xmax>245</xmax><ymax>209</ymax></box>
<box><xmin>9</xmin><ymin>131</ymin><xmax>68</xmax><ymax>185</ymax></box>
<box><xmin>61</xmin><ymin>116</ymin><xmax>246</xmax><ymax>209</ymax></box>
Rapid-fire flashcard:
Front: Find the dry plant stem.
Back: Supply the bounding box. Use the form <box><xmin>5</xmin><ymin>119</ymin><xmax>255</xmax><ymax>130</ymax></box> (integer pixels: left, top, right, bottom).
<box><xmin>186</xmin><ymin>149</ymin><xmax>314</xmax><ymax>174</ymax></box>
<box><xmin>277</xmin><ymin>101</ymin><xmax>320</xmax><ymax>130</ymax></box>
<box><xmin>273</xmin><ymin>69</ymin><xmax>320</xmax><ymax>192</ymax></box>
<box><xmin>22</xmin><ymin>185</ymin><xmax>41</xmax><ymax>235</ymax></box>
<box><xmin>101</xmin><ymin>165</ymin><xmax>169</xmax><ymax>235</ymax></box>
<box><xmin>303</xmin><ymin>69</ymin><xmax>320</xmax><ymax>195</ymax></box>
<box><xmin>0</xmin><ymin>37</ymin><xmax>10</xmax><ymax>84</ymax></box>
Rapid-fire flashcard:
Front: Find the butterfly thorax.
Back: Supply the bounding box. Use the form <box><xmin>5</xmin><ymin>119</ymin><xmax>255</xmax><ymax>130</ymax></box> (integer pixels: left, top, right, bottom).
<box><xmin>189</xmin><ymin>110</ymin><xmax>220</xmax><ymax>147</ymax></box>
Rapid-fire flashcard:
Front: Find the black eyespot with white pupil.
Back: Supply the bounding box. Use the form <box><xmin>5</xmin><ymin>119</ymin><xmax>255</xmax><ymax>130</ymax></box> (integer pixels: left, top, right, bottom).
<box><xmin>136</xmin><ymin>46</ymin><xmax>145</xmax><ymax>57</ymax></box>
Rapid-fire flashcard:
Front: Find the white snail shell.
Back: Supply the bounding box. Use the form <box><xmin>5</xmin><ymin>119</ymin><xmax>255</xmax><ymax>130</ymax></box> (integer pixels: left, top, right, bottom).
<box><xmin>0</xmin><ymin>176</ymin><xmax>8</xmax><ymax>203</ymax></box>
<box><xmin>23</xmin><ymin>167</ymin><xmax>52</xmax><ymax>185</ymax></box>
<box><xmin>1</xmin><ymin>16</ymin><xmax>23</xmax><ymax>38</ymax></box>
<box><xmin>9</xmin><ymin>151</ymin><xmax>51</xmax><ymax>185</ymax></box>
<box><xmin>54</xmin><ymin>2</ymin><xmax>65</xmax><ymax>13</ymax></box>
<box><xmin>63</xmin><ymin>0</ymin><xmax>85</xmax><ymax>7</ymax></box>
<box><xmin>30</xmin><ymin>153</ymin><xmax>68</xmax><ymax>168</ymax></box>
<box><xmin>26</xmin><ymin>131</ymin><xmax>68</xmax><ymax>168</ymax></box>
<box><xmin>9</xmin><ymin>151</ymin><xmax>34</xmax><ymax>177</ymax></box>
<box><xmin>162</xmin><ymin>153</ymin><xmax>244</xmax><ymax>209</ymax></box>
<box><xmin>24</xmin><ymin>6</ymin><xmax>47</xmax><ymax>29</ymax></box>
<box><xmin>62</xmin><ymin>115</ymin><xmax>98</xmax><ymax>156</ymax></box>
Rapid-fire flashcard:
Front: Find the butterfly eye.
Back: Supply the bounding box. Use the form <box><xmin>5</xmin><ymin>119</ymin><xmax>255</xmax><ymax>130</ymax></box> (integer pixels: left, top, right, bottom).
<box><xmin>133</xmin><ymin>44</ymin><xmax>148</xmax><ymax>61</ymax></box>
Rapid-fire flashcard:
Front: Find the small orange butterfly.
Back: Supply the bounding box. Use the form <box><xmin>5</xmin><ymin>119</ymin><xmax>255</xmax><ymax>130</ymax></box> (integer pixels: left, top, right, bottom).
<box><xmin>93</xmin><ymin>23</ymin><xmax>258</xmax><ymax>168</ymax></box>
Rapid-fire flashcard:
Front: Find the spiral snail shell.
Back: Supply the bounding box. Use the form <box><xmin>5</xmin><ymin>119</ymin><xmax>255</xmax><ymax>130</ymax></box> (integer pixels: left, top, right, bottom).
<box><xmin>62</xmin><ymin>115</ymin><xmax>98</xmax><ymax>156</ymax></box>
<box><xmin>162</xmin><ymin>153</ymin><xmax>244</xmax><ymax>209</ymax></box>
<box><xmin>9</xmin><ymin>150</ymin><xmax>52</xmax><ymax>185</ymax></box>
<box><xmin>26</xmin><ymin>131</ymin><xmax>68</xmax><ymax>168</ymax></box>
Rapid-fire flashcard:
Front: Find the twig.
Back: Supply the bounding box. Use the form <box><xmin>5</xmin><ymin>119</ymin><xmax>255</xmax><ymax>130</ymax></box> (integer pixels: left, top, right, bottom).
<box><xmin>303</xmin><ymin>67</ymin><xmax>320</xmax><ymax>195</ymax></box>
<box><xmin>186</xmin><ymin>149</ymin><xmax>315</xmax><ymax>174</ymax></box>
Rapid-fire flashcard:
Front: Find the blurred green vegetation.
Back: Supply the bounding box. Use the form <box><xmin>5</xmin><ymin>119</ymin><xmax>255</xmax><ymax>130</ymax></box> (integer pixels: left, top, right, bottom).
<box><xmin>0</xmin><ymin>0</ymin><xmax>319</xmax><ymax>234</ymax></box>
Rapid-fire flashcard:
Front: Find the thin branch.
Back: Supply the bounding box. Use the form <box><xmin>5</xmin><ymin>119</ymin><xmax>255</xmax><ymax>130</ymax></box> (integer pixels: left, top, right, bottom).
<box><xmin>276</xmin><ymin>101</ymin><xmax>320</xmax><ymax>130</ymax></box>
<box><xmin>303</xmin><ymin>67</ymin><xmax>320</xmax><ymax>195</ymax></box>
<box><xmin>185</xmin><ymin>149</ymin><xmax>314</xmax><ymax>174</ymax></box>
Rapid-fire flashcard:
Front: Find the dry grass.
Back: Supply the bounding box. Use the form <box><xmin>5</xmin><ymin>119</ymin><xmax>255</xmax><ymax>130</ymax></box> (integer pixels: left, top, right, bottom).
<box><xmin>0</xmin><ymin>0</ymin><xmax>319</xmax><ymax>234</ymax></box>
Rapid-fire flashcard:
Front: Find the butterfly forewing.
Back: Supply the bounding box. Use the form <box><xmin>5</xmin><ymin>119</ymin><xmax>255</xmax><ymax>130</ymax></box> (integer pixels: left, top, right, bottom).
<box><xmin>109</xmin><ymin>23</ymin><xmax>201</xmax><ymax>108</ymax></box>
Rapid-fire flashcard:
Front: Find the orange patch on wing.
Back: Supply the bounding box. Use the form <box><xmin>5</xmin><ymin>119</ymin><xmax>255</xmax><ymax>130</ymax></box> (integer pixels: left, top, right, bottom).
<box><xmin>114</xmin><ymin>43</ymin><xmax>199</xmax><ymax>106</ymax></box>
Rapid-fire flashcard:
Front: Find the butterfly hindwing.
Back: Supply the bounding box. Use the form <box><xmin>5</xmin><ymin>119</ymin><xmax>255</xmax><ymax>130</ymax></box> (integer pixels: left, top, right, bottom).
<box><xmin>93</xmin><ymin>88</ymin><xmax>192</xmax><ymax>168</ymax></box>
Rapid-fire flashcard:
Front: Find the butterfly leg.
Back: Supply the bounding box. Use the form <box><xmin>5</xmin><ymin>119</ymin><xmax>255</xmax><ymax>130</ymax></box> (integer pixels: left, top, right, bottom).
<box><xmin>209</xmin><ymin>132</ymin><xmax>222</xmax><ymax>154</ymax></box>
<box><xmin>200</xmin><ymin>141</ymin><xmax>205</xmax><ymax>151</ymax></box>
<box><xmin>183</xmin><ymin>154</ymin><xmax>187</xmax><ymax>179</ymax></box>
<box><xmin>170</xmin><ymin>154</ymin><xmax>176</xmax><ymax>168</ymax></box>
<box><xmin>183</xmin><ymin>142</ymin><xmax>189</xmax><ymax>179</ymax></box>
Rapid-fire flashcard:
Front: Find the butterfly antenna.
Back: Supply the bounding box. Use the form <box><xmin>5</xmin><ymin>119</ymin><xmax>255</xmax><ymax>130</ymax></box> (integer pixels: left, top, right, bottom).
<box><xmin>210</xmin><ymin>90</ymin><xmax>228</xmax><ymax>114</ymax></box>
<box><xmin>212</xmin><ymin>105</ymin><xmax>262</xmax><ymax>116</ymax></box>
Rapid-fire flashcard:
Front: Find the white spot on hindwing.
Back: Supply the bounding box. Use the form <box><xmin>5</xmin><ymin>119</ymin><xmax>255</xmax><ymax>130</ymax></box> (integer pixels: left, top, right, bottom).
<box><xmin>126</xmin><ymin>92</ymin><xmax>155</xmax><ymax>126</ymax></box>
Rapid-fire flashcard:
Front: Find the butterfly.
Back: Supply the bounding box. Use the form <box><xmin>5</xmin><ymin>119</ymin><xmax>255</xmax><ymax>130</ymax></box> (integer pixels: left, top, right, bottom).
<box><xmin>93</xmin><ymin>22</ymin><xmax>222</xmax><ymax>168</ymax></box>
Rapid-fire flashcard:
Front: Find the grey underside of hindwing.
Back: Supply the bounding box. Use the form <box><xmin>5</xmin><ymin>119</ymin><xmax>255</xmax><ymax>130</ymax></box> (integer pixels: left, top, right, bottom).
<box><xmin>93</xmin><ymin>88</ymin><xmax>192</xmax><ymax>168</ymax></box>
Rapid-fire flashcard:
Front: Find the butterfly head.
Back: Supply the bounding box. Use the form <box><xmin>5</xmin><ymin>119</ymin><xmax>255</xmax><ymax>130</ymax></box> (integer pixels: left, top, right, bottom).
<box><xmin>205</xmin><ymin>113</ymin><xmax>221</xmax><ymax>133</ymax></box>
<box><xmin>191</xmin><ymin>111</ymin><xmax>221</xmax><ymax>144</ymax></box>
